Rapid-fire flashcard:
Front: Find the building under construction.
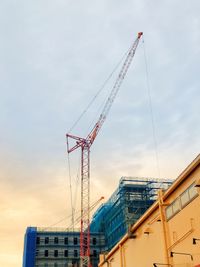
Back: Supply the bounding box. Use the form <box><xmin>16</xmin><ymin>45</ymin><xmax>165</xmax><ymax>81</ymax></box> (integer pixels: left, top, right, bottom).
<box><xmin>99</xmin><ymin>155</ymin><xmax>200</xmax><ymax>267</ymax></box>
<box><xmin>23</xmin><ymin>176</ymin><xmax>172</xmax><ymax>267</ymax></box>
<box><xmin>90</xmin><ymin>177</ymin><xmax>172</xmax><ymax>250</ymax></box>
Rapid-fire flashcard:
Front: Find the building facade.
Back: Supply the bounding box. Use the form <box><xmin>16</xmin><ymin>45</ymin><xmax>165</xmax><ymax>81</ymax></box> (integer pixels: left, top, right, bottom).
<box><xmin>90</xmin><ymin>177</ymin><xmax>172</xmax><ymax>250</ymax></box>
<box><xmin>99</xmin><ymin>154</ymin><xmax>200</xmax><ymax>267</ymax></box>
<box><xmin>23</xmin><ymin>228</ymin><xmax>105</xmax><ymax>267</ymax></box>
<box><xmin>23</xmin><ymin>177</ymin><xmax>172</xmax><ymax>267</ymax></box>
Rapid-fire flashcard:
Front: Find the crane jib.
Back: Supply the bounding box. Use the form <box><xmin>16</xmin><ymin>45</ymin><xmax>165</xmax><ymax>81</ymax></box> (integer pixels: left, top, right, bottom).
<box><xmin>66</xmin><ymin>32</ymin><xmax>143</xmax><ymax>267</ymax></box>
<box><xmin>86</xmin><ymin>32</ymin><xmax>143</xmax><ymax>144</ymax></box>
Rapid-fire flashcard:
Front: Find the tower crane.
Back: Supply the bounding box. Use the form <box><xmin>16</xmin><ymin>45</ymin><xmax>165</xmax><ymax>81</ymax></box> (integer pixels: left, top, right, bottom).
<box><xmin>66</xmin><ymin>32</ymin><xmax>143</xmax><ymax>267</ymax></box>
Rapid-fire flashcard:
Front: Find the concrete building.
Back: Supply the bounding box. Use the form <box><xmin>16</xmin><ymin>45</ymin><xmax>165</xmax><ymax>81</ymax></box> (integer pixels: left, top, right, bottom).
<box><xmin>23</xmin><ymin>177</ymin><xmax>172</xmax><ymax>267</ymax></box>
<box><xmin>99</xmin><ymin>154</ymin><xmax>200</xmax><ymax>267</ymax></box>
<box><xmin>90</xmin><ymin>177</ymin><xmax>172</xmax><ymax>250</ymax></box>
<box><xmin>23</xmin><ymin>228</ymin><xmax>105</xmax><ymax>267</ymax></box>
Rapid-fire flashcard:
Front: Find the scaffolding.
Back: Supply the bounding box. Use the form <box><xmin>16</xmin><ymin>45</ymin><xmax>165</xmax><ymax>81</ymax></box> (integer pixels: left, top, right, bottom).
<box><xmin>90</xmin><ymin>177</ymin><xmax>173</xmax><ymax>250</ymax></box>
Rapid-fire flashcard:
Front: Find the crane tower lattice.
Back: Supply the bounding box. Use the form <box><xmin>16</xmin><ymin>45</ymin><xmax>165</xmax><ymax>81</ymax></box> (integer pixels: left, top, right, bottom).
<box><xmin>66</xmin><ymin>32</ymin><xmax>143</xmax><ymax>267</ymax></box>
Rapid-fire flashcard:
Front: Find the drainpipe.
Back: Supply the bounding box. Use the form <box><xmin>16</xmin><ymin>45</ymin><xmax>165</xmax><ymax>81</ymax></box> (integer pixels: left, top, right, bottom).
<box><xmin>158</xmin><ymin>190</ymin><xmax>171</xmax><ymax>265</ymax></box>
<box><xmin>119</xmin><ymin>244</ymin><xmax>123</xmax><ymax>267</ymax></box>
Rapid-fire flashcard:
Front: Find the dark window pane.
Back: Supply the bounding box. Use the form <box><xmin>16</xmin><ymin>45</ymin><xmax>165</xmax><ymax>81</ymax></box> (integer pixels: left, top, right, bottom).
<box><xmin>64</xmin><ymin>237</ymin><xmax>68</xmax><ymax>245</ymax></box>
<box><xmin>36</xmin><ymin>237</ymin><xmax>40</xmax><ymax>245</ymax></box>
<box><xmin>45</xmin><ymin>237</ymin><xmax>49</xmax><ymax>244</ymax></box>
<box><xmin>93</xmin><ymin>250</ymin><xmax>97</xmax><ymax>257</ymax></box>
<box><xmin>64</xmin><ymin>250</ymin><xmax>68</xmax><ymax>257</ymax></box>
<box><xmin>54</xmin><ymin>250</ymin><xmax>58</xmax><ymax>257</ymax></box>
<box><xmin>92</xmin><ymin>238</ymin><xmax>97</xmax><ymax>245</ymax></box>
<box><xmin>74</xmin><ymin>237</ymin><xmax>78</xmax><ymax>245</ymax></box>
<box><xmin>54</xmin><ymin>237</ymin><xmax>59</xmax><ymax>244</ymax></box>
<box><xmin>44</xmin><ymin>250</ymin><xmax>48</xmax><ymax>257</ymax></box>
<box><xmin>74</xmin><ymin>250</ymin><xmax>78</xmax><ymax>257</ymax></box>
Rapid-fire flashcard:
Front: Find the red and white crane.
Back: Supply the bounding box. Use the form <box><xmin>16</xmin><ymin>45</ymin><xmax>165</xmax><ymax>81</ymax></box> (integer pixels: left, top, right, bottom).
<box><xmin>66</xmin><ymin>32</ymin><xmax>143</xmax><ymax>267</ymax></box>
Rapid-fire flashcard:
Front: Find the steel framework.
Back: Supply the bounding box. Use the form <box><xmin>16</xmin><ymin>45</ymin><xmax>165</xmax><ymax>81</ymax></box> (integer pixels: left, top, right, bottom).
<box><xmin>66</xmin><ymin>32</ymin><xmax>143</xmax><ymax>267</ymax></box>
<box><xmin>90</xmin><ymin>177</ymin><xmax>173</xmax><ymax>250</ymax></box>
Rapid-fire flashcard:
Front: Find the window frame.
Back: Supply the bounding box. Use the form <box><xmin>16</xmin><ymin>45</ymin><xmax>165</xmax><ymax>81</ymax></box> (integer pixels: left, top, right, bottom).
<box><xmin>74</xmin><ymin>237</ymin><xmax>78</xmax><ymax>245</ymax></box>
<box><xmin>166</xmin><ymin>182</ymin><xmax>199</xmax><ymax>221</ymax></box>
<box><xmin>74</xmin><ymin>249</ymin><xmax>78</xmax><ymax>257</ymax></box>
<box><xmin>54</xmin><ymin>250</ymin><xmax>58</xmax><ymax>257</ymax></box>
<box><xmin>188</xmin><ymin>183</ymin><xmax>198</xmax><ymax>201</ymax></box>
<box><xmin>45</xmin><ymin>237</ymin><xmax>49</xmax><ymax>244</ymax></box>
<box><xmin>36</xmin><ymin>237</ymin><xmax>40</xmax><ymax>245</ymax></box>
<box><xmin>54</xmin><ymin>237</ymin><xmax>59</xmax><ymax>244</ymax></box>
<box><xmin>92</xmin><ymin>237</ymin><xmax>97</xmax><ymax>245</ymax></box>
<box><xmin>44</xmin><ymin>250</ymin><xmax>48</xmax><ymax>257</ymax></box>
<box><xmin>64</xmin><ymin>249</ymin><xmax>68</xmax><ymax>257</ymax></box>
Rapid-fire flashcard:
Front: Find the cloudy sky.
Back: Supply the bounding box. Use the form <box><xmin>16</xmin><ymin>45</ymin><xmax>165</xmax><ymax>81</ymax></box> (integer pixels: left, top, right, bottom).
<box><xmin>0</xmin><ymin>0</ymin><xmax>200</xmax><ymax>266</ymax></box>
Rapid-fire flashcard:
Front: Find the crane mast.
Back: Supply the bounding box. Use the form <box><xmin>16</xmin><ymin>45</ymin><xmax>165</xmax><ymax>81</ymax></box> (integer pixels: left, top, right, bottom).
<box><xmin>66</xmin><ymin>32</ymin><xmax>143</xmax><ymax>267</ymax></box>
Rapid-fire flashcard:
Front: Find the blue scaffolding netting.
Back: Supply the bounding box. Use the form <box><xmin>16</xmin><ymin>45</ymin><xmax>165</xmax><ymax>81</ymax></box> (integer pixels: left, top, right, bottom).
<box><xmin>90</xmin><ymin>177</ymin><xmax>173</xmax><ymax>250</ymax></box>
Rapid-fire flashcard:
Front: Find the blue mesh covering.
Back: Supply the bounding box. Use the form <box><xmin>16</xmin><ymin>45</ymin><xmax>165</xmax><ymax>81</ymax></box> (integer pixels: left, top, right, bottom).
<box><xmin>90</xmin><ymin>177</ymin><xmax>173</xmax><ymax>250</ymax></box>
<box><xmin>23</xmin><ymin>227</ymin><xmax>37</xmax><ymax>267</ymax></box>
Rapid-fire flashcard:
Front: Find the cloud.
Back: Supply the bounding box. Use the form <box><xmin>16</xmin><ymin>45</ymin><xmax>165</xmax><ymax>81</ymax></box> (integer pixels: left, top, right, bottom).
<box><xmin>0</xmin><ymin>0</ymin><xmax>200</xmax><ymax>266</ymax></box>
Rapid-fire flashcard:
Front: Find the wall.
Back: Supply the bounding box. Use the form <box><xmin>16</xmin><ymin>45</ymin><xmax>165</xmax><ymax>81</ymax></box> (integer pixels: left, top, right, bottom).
<box><xmin>99</xmin><ymin>155</ymin><xmax>200</xmax><ymax>267</ymax></box>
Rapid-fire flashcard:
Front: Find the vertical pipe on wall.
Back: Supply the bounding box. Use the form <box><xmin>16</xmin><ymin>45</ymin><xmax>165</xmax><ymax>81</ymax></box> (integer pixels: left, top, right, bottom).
<box><xmin>123</xmin><ymin>245</ymin><xmax>126</xmax><ymax>267</ymax></box>
<box><xmin>119</xmin><ymin>244</ymin><xmax>124</xmax><ymax>267</ymax></box>
<box><xmin>158</xmin><ymin>190</ymin><xmax>171</xmax><ymax>265</ymax></box>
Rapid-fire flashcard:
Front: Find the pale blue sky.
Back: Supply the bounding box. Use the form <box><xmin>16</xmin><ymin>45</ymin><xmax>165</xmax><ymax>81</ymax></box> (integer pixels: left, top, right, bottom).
<box><xmin>0</xmin><ymin>1</ymin><xmax>200</xmax><ymax>266</ymax></box>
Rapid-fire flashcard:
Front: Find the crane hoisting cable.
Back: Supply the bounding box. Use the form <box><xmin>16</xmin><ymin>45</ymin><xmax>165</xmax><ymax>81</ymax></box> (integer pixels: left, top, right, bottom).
<box><xmin>66</xmin><ymin>32</ymin><xmax>143</xmax><ymax>267</ymax></box>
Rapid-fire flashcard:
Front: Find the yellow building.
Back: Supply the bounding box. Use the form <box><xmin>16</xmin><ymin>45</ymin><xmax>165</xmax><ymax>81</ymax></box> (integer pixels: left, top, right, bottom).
<box><xmin>99</xmin><ymin>154</ymin><xmax>200</xmax><ymax>267</ymax></box>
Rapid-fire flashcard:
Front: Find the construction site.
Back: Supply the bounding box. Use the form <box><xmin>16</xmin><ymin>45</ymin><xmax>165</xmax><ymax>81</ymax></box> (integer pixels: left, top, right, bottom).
<box><xmin>22</xmin><ymin>32</ymin><xmax>200</xmax><ymax>267</ymax></box>
<box><xmin>90</xmin><ymin>177</ymin><xmax>172</xmax><ymax>250</ymax></box>
<box><xmin>23</xmin><ymin>177</ymin><xmax>173</xmax><ymax>267</ymax></box>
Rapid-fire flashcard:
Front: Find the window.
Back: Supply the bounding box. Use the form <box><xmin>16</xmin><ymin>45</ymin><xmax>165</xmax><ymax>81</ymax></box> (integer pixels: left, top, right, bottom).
<box><xmin>45</xmin><ymin>237</ymin><xmax>49</xmax><ymax>244</ymax></box>
<box><xmin>166</xmin><ymin>200</ymin><xmax>179</xmax><ymax>220</ymax></box>
<box><xmin>44</xmin><ymin>264</ymin><xmax>48</xmax><ymax>267</ymax></box>
<box><xmin>64</xmin><ymin>237</ymin><xmax>68</xmax><ymax>245</ymax></box>
<box><xmin>54</xmin><ymin>263</ymin><xmax>58</xmax><ymax>267</ymax></box>
<box><xmin>64</xmin><ymin>250</ymin><xmax>68</xmax><ymax>257</ymax></box>
<box><xmin>74</xmin><ymin>237</ymin><xmax>78</xmax><ymax>245</ymax></box>
<box><xmin>36</xmin><ymin>237</ymin><xmax>40</xmax><ymax>245</ymax></box>
<box><xmin>74</xmin><ymin>250</ymin><xmax>78</xmax><ymax>257</ymax></box>
<box><xmin>54</xmin><ymin>250</ymin><xmax>58</xmax><ymax>257</ymax></box>
<box><xmin>54</xmin><ymin>237</ymin><xmax>59</xmax><ymax>244</ymax></box>
<box><xmin>93</xmin><ymin>250</ymin><xmax>97</xmax><ymax>257</ymax></box>
<box><xmin>172</xmin><ymin>198</ymin><xmax>180</xmax><ymax>214</ymax></box>
<box><xmin>180</xmin><ymin>183</ymin><xmax>198</xmax><ymax>208</ymax></box>
<box><xmin>44</xmin><ymin>250</ymin><xmax>48</xmax><ymax>257</ymax></box>
<box><xmin>188</xmin><ymin>183</ymin><xmax>198</xmax><ymax>199</ymax></box>
<box><xmin>166</xmin><ymin>182</ymin><xmax>199</xmax><ymax>220</ymax></box>
<box><xmin>180</xmin><ymin>190</ymin><xmax>189</xmax><ymax>207</ymax></box>
<box><xmin>92</xmin><ymin>238</ymin><xmax>97</xmax><ymax>245</ymax></box>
